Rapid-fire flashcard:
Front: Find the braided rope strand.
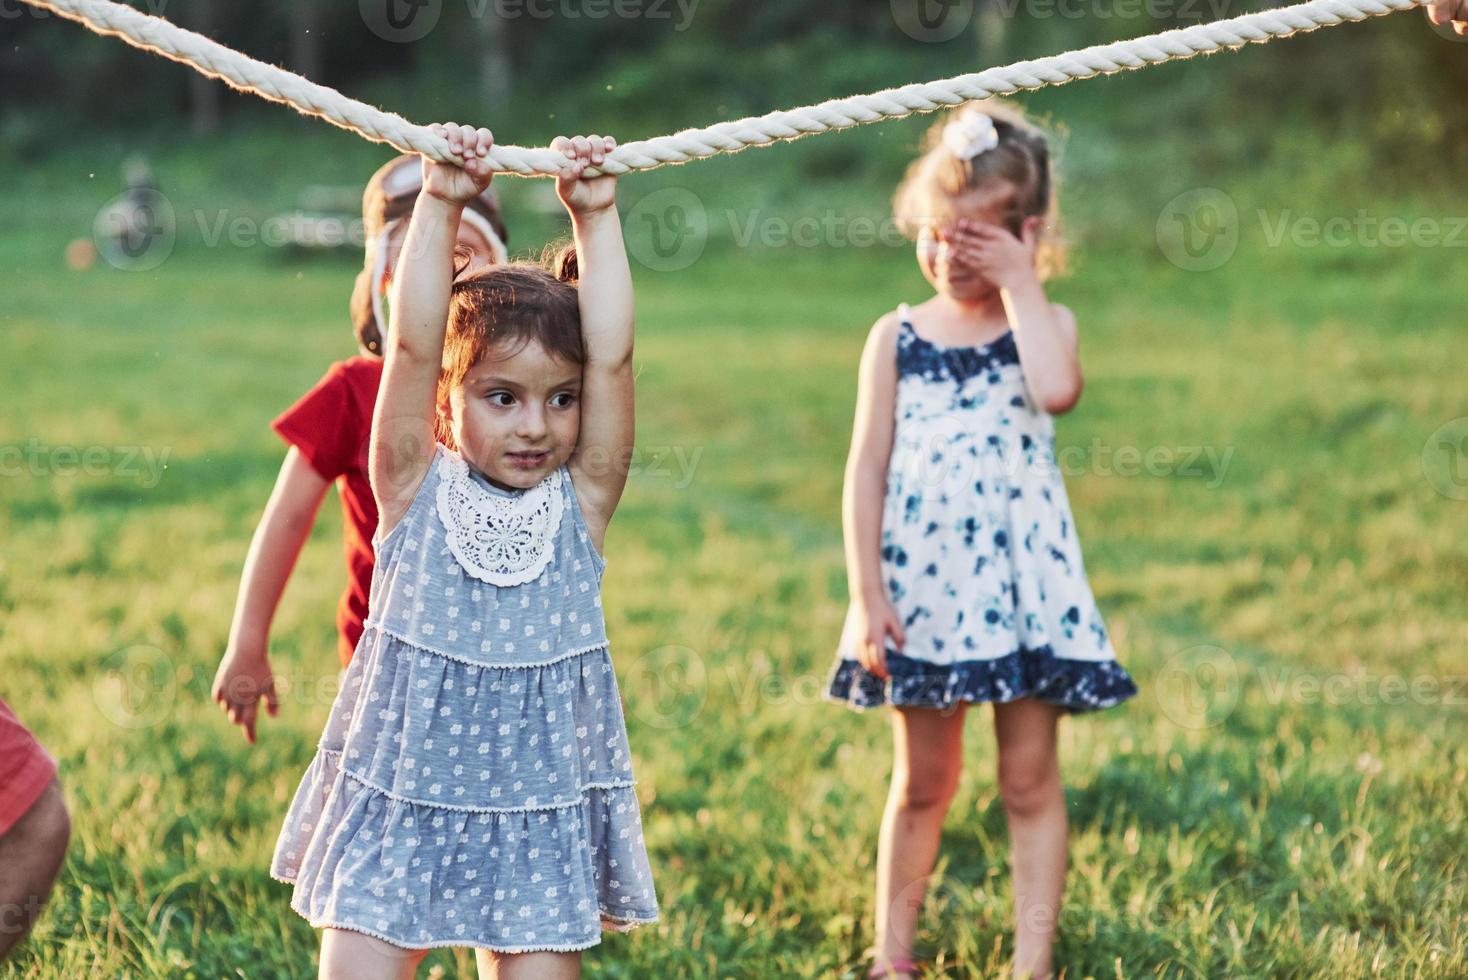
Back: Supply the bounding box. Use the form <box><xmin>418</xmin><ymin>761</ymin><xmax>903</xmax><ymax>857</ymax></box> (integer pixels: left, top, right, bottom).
<box><xmin>20</xmin><ymin>0</ymin><xmax>1427</xmax><ymax>177</ymax></box>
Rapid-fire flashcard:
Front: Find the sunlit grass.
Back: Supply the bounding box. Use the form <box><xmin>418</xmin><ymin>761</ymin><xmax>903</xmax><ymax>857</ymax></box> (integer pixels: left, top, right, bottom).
<box><xmin>1</xmin><ymin>125</ymin><xmax>1464</xmax><ymax>977</ymax></box>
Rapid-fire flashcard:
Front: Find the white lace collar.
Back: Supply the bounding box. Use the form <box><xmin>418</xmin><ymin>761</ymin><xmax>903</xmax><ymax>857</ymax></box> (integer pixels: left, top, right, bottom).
<box><xmin>435</xmin><ymin>449</ymin><xmax>565</xmax><ymax>587</ymax></box>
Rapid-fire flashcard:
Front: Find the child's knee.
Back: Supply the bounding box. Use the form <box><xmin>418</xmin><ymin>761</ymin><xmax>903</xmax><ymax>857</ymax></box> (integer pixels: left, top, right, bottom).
<box><xmin>477</xmin><ymin>948</ymin><xmax>582</xmax><ymax>980</ymax></box>
<box><xmin>996</xmin><ymin>756</ymin><xmax>1060</xmax><ymax>815</ymax></box>
<box><xmin>320</xmin><ymin>928</ymin><xmax>428</xmax><ymax>978</ymax></box>
<box><xmin>894</xmin><ymin>763</ymin><xmax>961</xmax><ymax>811</ymax></box>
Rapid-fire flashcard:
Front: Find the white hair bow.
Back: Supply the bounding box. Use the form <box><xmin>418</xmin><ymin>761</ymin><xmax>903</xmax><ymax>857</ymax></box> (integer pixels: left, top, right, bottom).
<box><xmin>943</xmin><ymin>110</ymin><xmax>1000</xmax><ymax>161</ymax></box>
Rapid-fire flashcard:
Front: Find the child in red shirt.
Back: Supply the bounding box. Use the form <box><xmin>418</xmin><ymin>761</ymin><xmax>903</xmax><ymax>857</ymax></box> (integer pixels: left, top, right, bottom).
<box><xmin>0</xmin><ymin>698</ymin><xmax>59</xmax><ymax>839</ymax></box>
<box><xmin>0</xmin><ymin>696</ymin><xmax>69</xmax><ymax>961</ymax></box>
<box><xmin>210</xmin><ymin>155</ymin><xmax>509</xmax><ymax>743</ymax></box>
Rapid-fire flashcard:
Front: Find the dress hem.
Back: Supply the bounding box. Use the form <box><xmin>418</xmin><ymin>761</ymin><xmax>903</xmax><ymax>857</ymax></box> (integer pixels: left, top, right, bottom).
<box><xmin>825</xmin><ymin>647</ymin><xmax>1139</xmax><ymax>715</ymax></box>
<box><xmin>325</xmin><ymin>760</ymin><xmax>638</xmax><ymax>815</ymax></box>
<box><xmin>361</xmin><ymin>619</ymin><xmax>611</xmax><ymax>671</ymax></box>
<box><xmin>267</xmin><ymin>882</ymin><xmax>659</xmax><ymax>954</ymax></box>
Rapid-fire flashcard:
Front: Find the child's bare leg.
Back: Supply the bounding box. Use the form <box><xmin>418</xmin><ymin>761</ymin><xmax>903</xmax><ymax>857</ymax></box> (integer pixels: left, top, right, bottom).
<box><xmin>992</xmin><ymin>697</ymin><xmax>1066</xmax><ymax>980</ymax></box>
<box><xmin>0</xmin><ymin>776</ymin><xmax>69</xmax><ymax>961</ymax></box>
<box><xmin>318</xmin><ymin>927</ymin><xmax>429</xmax><ymax>980</ymax></box>
<box><xmin>475</xmin><ymin>948</ymin><xmax>581</xmax><ymax>979</ymax></box>
<box><xmin>873</xmin><ymin>704</ymin><xmax>967</xmax><ymax>976</ymax></box>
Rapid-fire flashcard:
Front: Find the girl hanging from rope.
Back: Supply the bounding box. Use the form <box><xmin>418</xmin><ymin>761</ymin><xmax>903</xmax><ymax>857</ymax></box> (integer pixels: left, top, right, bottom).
<box><xmin>1426</xmin><ymin>0</ymin><xmax>1468</xmax><ymax>33</ymax></box>
<box><xmin>824</xmin><ymin>101</ymin><xmax>1139</xmax><ymax>980</ymax></box>
<box><xmin>211</xmin><ymin>157</ymin><xmax>509</xmax><ymax>743</ymax></box>
<box><xmin>270</xmin><ymin>125</ymin><xmax>658</xmax><ymax>979</ymax></box>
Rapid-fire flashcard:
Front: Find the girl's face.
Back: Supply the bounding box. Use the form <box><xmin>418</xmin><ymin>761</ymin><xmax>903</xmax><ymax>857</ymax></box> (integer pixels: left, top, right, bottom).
<box><xmin>917</xmin><ymin>223</ymin><xmax>988</xmax><ymax>302</ymax></box>
<box><xmin>441</xmin><ymin>339</ymin><xmax>583</xmax><ymax>491</ymax></box>
<box><xmin>914</xmin><ymin>193</ymin><xmax>1014</xmax><ymax>303</ymax></box>
<box><xmin>383</xmin><ymin>222</ymin><xmax>500</xmax><ymax>286</ymax></box>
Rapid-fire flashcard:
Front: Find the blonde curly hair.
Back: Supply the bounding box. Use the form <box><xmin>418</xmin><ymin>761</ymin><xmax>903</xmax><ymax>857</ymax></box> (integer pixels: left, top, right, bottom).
<box><xmin>893</xmin><ymin>99</ymin><xmax>1067</xmax><ymax>281</ymax></box>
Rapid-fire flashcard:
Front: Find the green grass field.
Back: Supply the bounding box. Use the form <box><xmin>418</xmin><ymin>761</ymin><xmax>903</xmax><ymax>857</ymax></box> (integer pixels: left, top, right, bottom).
<box><xmin>1</xmin><ymin>117</ymin><xmax>1465</xmax><ymax>978</ymax></box>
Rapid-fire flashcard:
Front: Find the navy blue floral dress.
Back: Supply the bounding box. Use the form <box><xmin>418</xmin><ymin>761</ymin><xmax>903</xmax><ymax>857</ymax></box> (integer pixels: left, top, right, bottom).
<box><xmin>826</xmin><ymin>304</ymin><xmax>1138</xmax><ymax>714</ymax></box>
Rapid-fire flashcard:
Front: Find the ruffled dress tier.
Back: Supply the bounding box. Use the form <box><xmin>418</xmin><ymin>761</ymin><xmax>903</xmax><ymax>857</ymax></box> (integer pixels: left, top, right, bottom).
<box><xmin>271</xmin><ymin>446</ymin><xmax>659</xmax><ymax>953</ymax></box>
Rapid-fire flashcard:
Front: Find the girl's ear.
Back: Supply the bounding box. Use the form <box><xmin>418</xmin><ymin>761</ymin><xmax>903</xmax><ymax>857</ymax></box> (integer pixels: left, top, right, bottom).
<box><xmin>1020</xmin><ymin>215</ymin><xmax>1042</xmax><ymax>248</ymax></box>
<box><xmin>432</xmin><ymin>382</ymin><xmax>454</xmax><ymax>432</ymax></box>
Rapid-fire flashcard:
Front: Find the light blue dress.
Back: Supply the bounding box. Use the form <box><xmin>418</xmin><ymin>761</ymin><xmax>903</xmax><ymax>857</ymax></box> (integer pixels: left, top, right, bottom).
<box><xmin>826</xmin><ymin>304</ymin><xmax>1139</xmax><ymax>714</ymax></box>
<box><xmin>271</xmin><ymin>445</ymin><xmax>659</xmax><ymax>953</ymax></box>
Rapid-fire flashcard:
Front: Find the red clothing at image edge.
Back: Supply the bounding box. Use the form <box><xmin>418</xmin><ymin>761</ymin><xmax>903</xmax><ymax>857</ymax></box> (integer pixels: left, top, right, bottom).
<box><xmin>272</xmin><ymin>356</ymin><xmax>384</xmax><ymax>668</ymax></box>
<box><xmin>0</xmin><ymin>696</ymin><xmax>58</xmax><ymax>838</ymax></box>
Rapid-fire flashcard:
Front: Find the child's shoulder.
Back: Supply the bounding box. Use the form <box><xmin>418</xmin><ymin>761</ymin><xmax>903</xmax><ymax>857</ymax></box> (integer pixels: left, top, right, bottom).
<box><xmin>329</xmin><ymin>356</ymin><xmax>386</xmax><ymax>415</ymax></box>
<box><xmin>864</xmin><ymin>307</ymin><xmax>906</xmax><ymax>347</ymax></box>
<box><xmin>302</xmin><ymin>354</ymin><xmax>383</xmax><ymax>393</ymax></box>
<box><xmin>338</xmin><ymin>354</ymin><xmax>385</xmax><ymax>384</ymax></box>
<box><xmin>853</xmin><ymin>308</ymin><xmax>908</xmax><ymax>379</ymax></box>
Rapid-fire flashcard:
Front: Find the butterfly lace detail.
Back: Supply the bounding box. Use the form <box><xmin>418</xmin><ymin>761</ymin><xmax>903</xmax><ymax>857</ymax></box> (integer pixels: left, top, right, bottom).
<box><xmin>435</xmin><ymin>451</ymin><xmax>565</xmax><ymax>587</ymax></box>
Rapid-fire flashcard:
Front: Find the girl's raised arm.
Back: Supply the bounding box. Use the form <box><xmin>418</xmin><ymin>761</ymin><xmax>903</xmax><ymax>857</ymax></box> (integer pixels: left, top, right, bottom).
<box><xmin>556</xmin><ymin>136</ymin><xmax>635</xmax><ymax>547</ymax></box>
<box><xmin>369</xmin><ymin>124</ymin><xmax>496</xmax><ymax>534</ymax></box>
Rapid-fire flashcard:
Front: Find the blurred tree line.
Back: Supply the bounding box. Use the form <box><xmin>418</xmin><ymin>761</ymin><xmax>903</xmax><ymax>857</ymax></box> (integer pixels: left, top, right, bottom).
<box><xmin>2</xmin><ymin>0</ymin><xmax>1464</xmax><ymax>182</ymax></box>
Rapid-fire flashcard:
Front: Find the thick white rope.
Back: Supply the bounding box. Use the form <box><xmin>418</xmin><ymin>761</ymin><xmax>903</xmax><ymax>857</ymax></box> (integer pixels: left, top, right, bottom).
<box><xmin>20</xmin><ymin>0</ymin><xmax>1426</xmax><ymax>177</ymax></box>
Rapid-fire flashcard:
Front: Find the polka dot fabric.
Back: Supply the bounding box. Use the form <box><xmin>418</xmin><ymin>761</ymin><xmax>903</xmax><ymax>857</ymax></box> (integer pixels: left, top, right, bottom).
<box><xmin>271</xmin><ymin>446</ymin><xmax>658</xmax><ymax>952</ymax></box>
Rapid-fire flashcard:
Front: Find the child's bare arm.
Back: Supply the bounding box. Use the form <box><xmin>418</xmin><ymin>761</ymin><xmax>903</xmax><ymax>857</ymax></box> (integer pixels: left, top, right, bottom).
<box><xmin>954</xmin><ymin>217</ymin><xmax>1083</xmax><ymax>414</ymax></box>
<box><xmin>212</xmin><ymin>447</ymin><xmax>330</xmax><ymax>743</ymax></box>
<box><xmin>556</xmin><ymin>136</ymin><xmax>634</xmax><ymax>548</ymax></box>
<box><xmin>1002</xmin><ymin>287</ymin><xmax>1083</xmax><ymax>416</ymax></box>
<box><xmin>845</xmin><ymin>314</ymin><xmax>901</xmax><ymax>601</ymax></box>
<box><xmin>370</xmin><ymin>124</ymin><xmax>495</xmax><ymax>532</ymax></box>
<box><xmin>843</xmin><ymin>314</ymin><xmax>905</xmax><ymax>677</ymax></box>
<box><xmin>1427</xmin><ymin>0</ymin><xmax>1468</xmax><ymax>33</ymax></box>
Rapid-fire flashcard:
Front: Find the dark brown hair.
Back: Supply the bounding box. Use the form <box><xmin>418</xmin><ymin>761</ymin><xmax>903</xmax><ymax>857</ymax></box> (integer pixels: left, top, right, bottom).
<box><xmin>893</xmin><ymin>99</ymin><xmax>1066</xmax><ymax>280</ymax></box>
<box><xmin>433</xmin><ymin>242</ymin><xmax>583</xmax><ymax>451</ymax></box>
<box><xmin>349</xmin><ymin>154</ymin><xmax>511</xmax><ymax>357</ymax></box>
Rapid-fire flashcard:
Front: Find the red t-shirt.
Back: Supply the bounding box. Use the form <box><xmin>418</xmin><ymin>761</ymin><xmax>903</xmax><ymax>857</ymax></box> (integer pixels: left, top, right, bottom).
<box><xmin>272</xmin><ymin>356</ymin><xmax>383</xmax><ymax>667</ymax></box>
<box><xmin>0</xmin><ymin>695</ymin><xmax>58</xmax><ymax>838</ymax></box>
